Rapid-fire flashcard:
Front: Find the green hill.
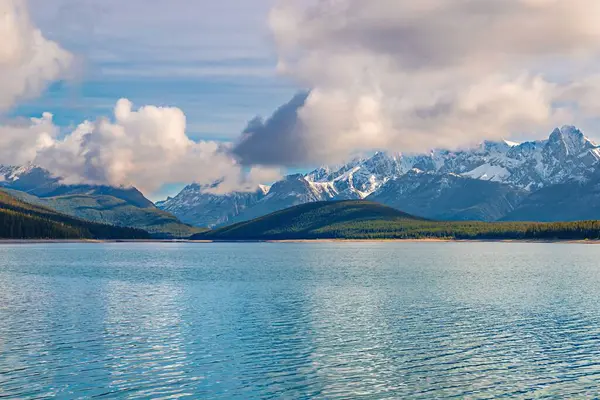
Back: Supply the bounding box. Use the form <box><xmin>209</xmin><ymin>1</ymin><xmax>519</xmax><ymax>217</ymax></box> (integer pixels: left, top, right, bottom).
<box><xmin>193</xmin><ymin>200</ymin><xmax>600</xmax><ymax>241</ymax></box>
<box><xmin>0</xmin><ymin>190</ymin><xmax>150</xmax><ymax>240</ymax></box>
<box><xmin>193</xmin><ymin>200</ymin><xmax>424</xmax><ymax>240</ymax></box>
<box><xmin>4</xmin><ymin>189</ymin><xmax>205</xmax><ymax>239</ymax></box>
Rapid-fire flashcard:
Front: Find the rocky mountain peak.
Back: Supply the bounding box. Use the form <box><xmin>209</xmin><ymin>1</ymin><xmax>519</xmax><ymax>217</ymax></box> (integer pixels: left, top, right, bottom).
<box><xmin>548</xmin><ymin>125</ymin><xmax>594</xmax><ymax>156</ymax></box>
<box><xmin>156</xmin><ymin>125</ymin><xmax>600</xmax><ymax>227</ymax></box>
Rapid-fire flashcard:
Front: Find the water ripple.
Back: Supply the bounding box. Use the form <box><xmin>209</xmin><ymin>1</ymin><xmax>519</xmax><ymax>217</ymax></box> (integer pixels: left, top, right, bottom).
<box><xmin>2</xmin><ymin>242</ymin><xmax>600</xmax><ymax>398</ymax></box>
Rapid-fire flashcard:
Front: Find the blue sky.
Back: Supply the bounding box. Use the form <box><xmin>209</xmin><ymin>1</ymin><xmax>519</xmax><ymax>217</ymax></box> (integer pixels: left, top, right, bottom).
<box><xmin>24</xmin><ymin>0</ymin><xmax>297</xmax><ymax>141</ymax></box>
<box><xmin>9</xmin><ymin>0</ymin><xmax>600</xmax><ymax>202</ymax></box>
<box><xmin>16</xmin><ymin>0</ymin><xmax>300</xmax><ymax>200</ymax></box>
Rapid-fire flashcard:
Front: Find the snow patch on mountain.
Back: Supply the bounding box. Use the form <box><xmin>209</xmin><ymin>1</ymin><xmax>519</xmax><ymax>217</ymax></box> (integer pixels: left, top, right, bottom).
<box><xmin>463</xmin><ymin>164</ymin><xmax>511</xmax><ymax>182</ymax></box>
<box><xmin>258</xmin><ymin>184</ymin><xmax>271</xmax><ymax>195</ymax></box>
<box><xmin>0</xmin><ymin>163</ymin><xmax>37</xmax><ymax>183</ymax></box>
<box><xmin>157</xmin><ymin>126</ymin><xmax>600</xmax><ymax>227</ymax></box>
<box><xmin>503</xmin><ymin>140</ymin><xmax>520</xmax><ymax>147</ymax></box>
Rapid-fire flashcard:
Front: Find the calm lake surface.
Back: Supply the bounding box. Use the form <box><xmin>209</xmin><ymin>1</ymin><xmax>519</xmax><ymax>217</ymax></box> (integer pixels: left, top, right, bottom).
<box><xmin>1</xmin><ymin>242</ymin><xmax>600</xmax><ymax>398</ymax></box>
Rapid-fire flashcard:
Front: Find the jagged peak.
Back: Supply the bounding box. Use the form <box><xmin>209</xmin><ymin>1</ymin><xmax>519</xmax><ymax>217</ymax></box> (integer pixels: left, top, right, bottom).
<box><xmin>284</xmin><ymin>173</ymin><xmax>306</xmax><ymax>181</ymax></box>
<box><xmin>159</xmin><ymin>123</ymin><xmax>600</xmax><ymax>212</ymax></box>
<box><xmin>305</xmin><ymin>165</ymin><xmax>334</xmax><ymax>182</ymax></box>
<box><xmin>559</xmin><ymin>125</ymin><xmax>584</xmax><ymax>136</ymax></box>
<box><xmin>548</xmin><ymin>125</ymin><xmax>595</xmax><ymax>155</ymax></box>
<box><xmin>548</xmin><ymin>125</ymin><xmax>590</xmax><ymax>142</ymax></box>
<box><xmin>503</xmin><ymin>139</ymin><xmax>520</xmax><ymax>147</ymax></box>
<box><xmin>478</xmin><ymin>139</ymin><xmax>515</xmax><ymax>152</ymax></box>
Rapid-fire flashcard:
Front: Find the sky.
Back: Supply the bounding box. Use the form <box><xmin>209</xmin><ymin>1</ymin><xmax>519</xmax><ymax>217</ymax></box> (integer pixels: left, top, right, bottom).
<box><xmin>10</xmin><ymin>0</ymin><xmax>298</xmax><ymax>200</ymax></box>
<box><xmin>4</xmin><ymin>0</ymin><xmax>600</xmax><ymax>202</ymax></box>
<box><xmin>23</xmin><ymin>0</ymin><xmax>296</xmax><ymax>140</ymax></box>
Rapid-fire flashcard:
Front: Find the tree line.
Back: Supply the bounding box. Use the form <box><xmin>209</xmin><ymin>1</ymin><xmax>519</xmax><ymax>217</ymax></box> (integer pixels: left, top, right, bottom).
<box><xmin>0</xmin><ymin>190</ymin><xmax>150</xmax><ymax>240</ymax></box>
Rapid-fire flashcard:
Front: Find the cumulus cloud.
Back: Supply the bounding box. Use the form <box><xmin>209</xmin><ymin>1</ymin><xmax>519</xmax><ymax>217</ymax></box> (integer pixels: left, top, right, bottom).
<box><xmin>234</xmin><ymin>0</ymin><xmax>600</xmax><ymax>167</ymax></box>
<box><xmin>0</xmin><ymin>0</ymin><xmax>73</xmax><ymax>111</ymax></box>
<box><xmin>27</xmin><ymin>99</ymin><xmax>281</xmax><ymax>194</ymax></box>
<box><xmin>233</xmin><ymin>92</ymin><xmax>311</xmax><ymax>166</ymax></box>
<box><xmin>1</xmin><ymin>99</ymin><xmax>281</xmax><ymax>194</ymax></box>
<box><xmin>0</xmin><ymin>0</ymin><xmax>279</xmax><ymax>196</ymax></box>
<box><xmin>0</xmin><ymin>113</ymin><xmax>56</xmax><ymax>165</ymax></box>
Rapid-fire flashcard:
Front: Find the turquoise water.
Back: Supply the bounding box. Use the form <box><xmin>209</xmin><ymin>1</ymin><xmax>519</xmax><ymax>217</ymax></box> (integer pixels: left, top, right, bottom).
<box><xmin>1</xmin><ymin>242</ymin><xmax>600</xmax><ymax>398</ymax></box>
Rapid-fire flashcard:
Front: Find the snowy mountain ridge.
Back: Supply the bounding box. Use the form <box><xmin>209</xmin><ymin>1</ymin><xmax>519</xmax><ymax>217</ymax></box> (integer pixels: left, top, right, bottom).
<box><xmin>141</xmin><ymin>126</ymin><xmax>600</xmax><ymax>227</ymax></box>
<box><xmin>299</xmin><ymin>125</ymin><xmax>600</xmax><ymax>198</ymax></box>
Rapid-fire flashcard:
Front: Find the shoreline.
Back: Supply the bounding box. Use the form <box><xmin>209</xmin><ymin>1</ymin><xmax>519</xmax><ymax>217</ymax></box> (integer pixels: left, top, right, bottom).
<box><xmin>0</xmin><ymin>238</ymin><xmax>599</xmax><ymax>244</ymax></box>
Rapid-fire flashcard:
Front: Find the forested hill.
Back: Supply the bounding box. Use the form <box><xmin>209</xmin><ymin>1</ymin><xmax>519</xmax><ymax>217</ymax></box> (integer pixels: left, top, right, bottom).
<box><xmin>0</xmin><ymin>190</ymin><xmax>150</xmax><ymax>240</ymax></box>
<box><xmin>193</xmin><ymin>201</ymin><xmax>425</xmax><ymax>240</ymax></box>
<box><xmin>193</xmin><ymin>200</ymin><xmax>600</xmax><ymax>241</ymax></box>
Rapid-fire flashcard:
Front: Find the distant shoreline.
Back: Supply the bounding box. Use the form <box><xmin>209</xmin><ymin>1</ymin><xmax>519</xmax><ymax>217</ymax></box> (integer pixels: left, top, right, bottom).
<box><xmin>0</xmin><ymin>239</ymin><xmax>201</xmax><ymax>244</ymax></box>
<box><xmin>268</xmin><ymin>239</ymin><xmax>600</xmax><ymax>244</ymax></box>
<box><xmin>1</xmin><ymin>238</ymin><xmax>599</xmax><ymax>245</ymax></box>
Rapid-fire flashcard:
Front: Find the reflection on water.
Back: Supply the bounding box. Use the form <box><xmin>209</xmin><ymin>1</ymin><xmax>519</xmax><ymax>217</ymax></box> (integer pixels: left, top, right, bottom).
<box><xmin>1</xmin><ymin>242</ymin><xmax>600</xmax><ymax>398</ymax></box>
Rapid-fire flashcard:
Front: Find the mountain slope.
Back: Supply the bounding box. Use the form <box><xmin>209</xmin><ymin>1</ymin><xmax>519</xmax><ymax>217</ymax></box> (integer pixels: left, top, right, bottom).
<box><xmin>41</xmin><ymin>185</ymin><xmax>154</xmax><ymax>208</ymax></box>
<box><xmin>160</xmin><ymin>126</ymin><xmax>600</xmax><ymax>226</ymax></box>
<box><xmin>193</xmin><ymin>201</ymin><xmax>426</xmax><ymax>240</ymax></box>
<box><xmin>194</xmin><ymin>201</ymin><xmax>600</xmax><ymax>241</ymax></box>
<box><xmin>0</xmin><ymin>165</ymin><xmax>202</xmax><ymax>238</ymax></box>
<box><xmin>0</xmin><ymin>190</ymin><xmax>150</xmax><ymax>239</ymax></box>
<box><xmin>304</xmin><ymin>125</ymin><xmax>600</xmax><ymax>193</ymax></box>
<box><xmin>305</xmin><ymin>152</ymin><xmax>411</xmax><ymax>199</ymax></box>
<box><xmin>156</xmin><ymin>183</ymin><xmax>268</xmax><ymax>228</ymax></box>
<box><xmin>4</xmin><ymin>189</ymin><xmax>202</xmax><ymax>238</ymax></box>
<box><xmin>0</xmin><ymin>165</ymin><xmax>60</xmax><ymax>196</ymax></box>
<box><xmin>370</xmin><ymin>170</ymin><xmax>527</xmax><ymax>221</ymax></box>
<box><xmin>502</xmin><ymin>171</ymin><xmax>600</xmax><ymax>222</ymax></box>
<box><xmin>228</xmin><ymin>174</ymin><xmax>336</xmax><ymax>224</ymax></box>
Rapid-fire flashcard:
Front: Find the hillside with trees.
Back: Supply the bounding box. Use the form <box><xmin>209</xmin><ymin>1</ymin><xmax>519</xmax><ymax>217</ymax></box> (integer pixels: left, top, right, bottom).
<box><xmin>193</xmin><ymin>201</ymin><xmax>600</xmax><ymax>241</ymax></box>
<box><xmin>0</xmin><ymin>190</ymin><xmax>150</xmax><ymax>240</ymax></box>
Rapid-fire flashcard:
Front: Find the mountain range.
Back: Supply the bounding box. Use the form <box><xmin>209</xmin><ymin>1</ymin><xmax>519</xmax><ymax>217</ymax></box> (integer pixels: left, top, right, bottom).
<box><xmin>159</xmin><ymin>125</ymin><xmax>600</xmax><ymax>226</ymax></box>
<box><xmin>0</xmin><ymin>165</ymin><xmax>203</xmax><ymax>238</ymax></box>
<box><xmin>3</xmin><ymin>125</ymin><xmax>600</xmax><ymax>232</ymax></box>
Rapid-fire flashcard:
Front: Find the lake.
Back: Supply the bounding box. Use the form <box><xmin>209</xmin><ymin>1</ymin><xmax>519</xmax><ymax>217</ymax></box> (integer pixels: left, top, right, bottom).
<box><xmin>1</xmin><ymin>242</ymin><xmax>600</xmax><ymax>398</ymax></box>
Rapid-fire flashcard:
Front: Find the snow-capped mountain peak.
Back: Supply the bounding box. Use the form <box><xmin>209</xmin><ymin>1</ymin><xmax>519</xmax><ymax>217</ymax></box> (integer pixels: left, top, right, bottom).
<box><xmin>0</xmin><ymin>163</ymin><xmax>39</xmax><ymax>182</ymax></box>
<box><xmin>157</xmin><ymin>125</ymin><xmax>600</xmax><ymax>227</ymax></box>
<box><xmin>548</xmin><ymin>125</ymin><xmax>595</xmax><ymax>156</ymax></box>
<box><xmin>503</xmin><ymin>139</ymin><xmax>521</xmax><ymax>147</ymax></box>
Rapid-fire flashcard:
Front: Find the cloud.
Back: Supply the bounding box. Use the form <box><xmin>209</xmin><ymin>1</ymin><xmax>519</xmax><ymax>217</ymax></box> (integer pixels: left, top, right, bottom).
<box><xmin>0</xmin><ymin>0</ymin><xmax>73</xmax><ymax>112</ymax></box>
<box><xmin>27</xmin><ymin>0</ymin><xmax>276</xmax><ymax>78</ymax></box>
<box><xmin>233</xmin><ymin>0</ymin><xmax>600</xmax><ymax>167</ymax></box>
<box><xmin>233</xmin><ymin>92</ymin><xmax>311</xmax><ymax>166</ymax></box>
<box><xmin>0</xmin><ymin>113</ymin><xmax>57</xmax><ymax>165</ymax></box>
<box><xmin>0</xmin><ymin>0</ymin><xmax>281</xmax><ymax>196</ymax></box>
<box><xmin>28</xmin><ymin>99</ymin><xmax>281</xmax><ymax>194</ymax></box>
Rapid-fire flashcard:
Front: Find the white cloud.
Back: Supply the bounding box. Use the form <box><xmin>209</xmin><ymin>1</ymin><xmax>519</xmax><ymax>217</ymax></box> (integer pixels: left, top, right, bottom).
<box><xmin>27</xmin><ymin>0</ymin><xmax>276</xmax><ymax>79</ymax></box>
<box><xmin>0</xmin><ymin>0</ymin><xmax>73</xmax><ymax>112</ymax></box>
<box><xmin>0</xmin><ymin>113</ymin><xmax>57</xmax><ymax>165</ymax></box>
<box><xmin>233</xmin><ymin>0</ymin><xmax>600</xmax><ymax>166</ymax></box>
<box><xmin>0</xmin><ymin>0</ymin><xmax>282</xmax><ymax>196</ymax></box>
<box><xmin>29</xmin><ymin>99</ymin><xmax>281</xmax><ymax>194</ymax></box>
